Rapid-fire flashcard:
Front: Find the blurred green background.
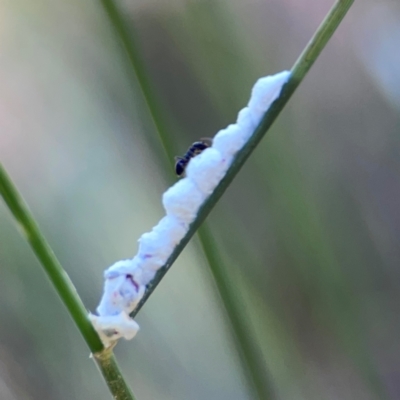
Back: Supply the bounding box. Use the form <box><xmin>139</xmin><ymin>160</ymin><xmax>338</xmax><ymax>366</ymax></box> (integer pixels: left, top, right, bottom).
<box><xmin>1</xmin><ymin>0</ymin><xmax>399</xmax><ymax>399</ymax></box>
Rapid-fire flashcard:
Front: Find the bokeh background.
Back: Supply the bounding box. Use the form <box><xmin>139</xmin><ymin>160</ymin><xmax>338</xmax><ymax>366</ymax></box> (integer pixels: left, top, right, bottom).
<box><xmin>1</xmin><ymin>0</ymin><xmax>399</xmax><ymax>399</ymax></box>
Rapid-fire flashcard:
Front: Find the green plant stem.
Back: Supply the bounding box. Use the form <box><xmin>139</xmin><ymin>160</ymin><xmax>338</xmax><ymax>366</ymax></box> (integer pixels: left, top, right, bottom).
<box><xmin>0</xmin><ymin>164</ymin><xmax>137</xmax><ymax>400</ymax></box>
<box><xmin>0</xmin><ymin>164</ymin><xmax>103</xmax><ymax>352</ymax></box>
<box><xmin>93</xmin><ymin>349</ymin><xmax>137</xmax><ymax>400</ymax></box>
<box><xmin>197</xmin><ymin>225</ymin><xmax>275</xmax><ymax>400</ymax></box>
<box><xmin>131</xmin><ymin>0</ymin><xmax>355</xmax><ymax>317</ymax></box>
<box><xmin>99</xmin><ymin>0</ymin><xmax>175</xmax><ymax>161</ymax></box>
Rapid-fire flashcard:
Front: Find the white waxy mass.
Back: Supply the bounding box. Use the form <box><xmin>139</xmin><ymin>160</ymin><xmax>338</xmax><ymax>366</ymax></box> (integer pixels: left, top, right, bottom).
<box><xmin>162</xmin><ymin>178</ymin><xmax>206</xmax><ymax>223</ymax></box>
<box><xmin>185</xmin><ymin>147</ymin><xmax>228</xmax><ymax>195</ymax></box>
<box><xmin>91</xmin><ymin>70</ymin><xmax>291</xmax><ymax>346</ymax></box>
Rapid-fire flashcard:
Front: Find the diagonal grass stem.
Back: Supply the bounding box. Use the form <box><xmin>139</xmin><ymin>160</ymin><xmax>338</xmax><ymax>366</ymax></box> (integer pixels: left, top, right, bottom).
<box><xmin>0</xmin><ymin>165</ymin><xmax>137</xmax><ymax>400</ymax></box>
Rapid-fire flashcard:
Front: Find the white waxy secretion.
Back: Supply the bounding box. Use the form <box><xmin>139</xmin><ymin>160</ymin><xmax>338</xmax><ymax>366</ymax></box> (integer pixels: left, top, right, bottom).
<box><xmin>247</xmin><ymin>70</ymin><xmax>290</xmax><ymax>126</ymax></box>
<box><xmin>91</xmin><ymin>70</ymin><xmax>291</xmax><ymax>347</ymax></box>
<box><xmin>212</xmin><ymin>124</ymin><xmax>246</xmax><ymax>161</ymax></box>
<box><xmin>98</xmin><ymin>259</ymin><xmax>144</xmax><ymax>317</ymax></box>
<box><xmin>236</xmin><ymin>107</ymin><xmax>256</xmax><ymax>140</ymax></box>
<box><xmin>104</xmin><ymin>258</ymin><xmax>138</xmax><ymax>279</ymax></box>
<box><xmin>133</xmin><ymin>267</ymin><xmax>157</xmax><ymax>287</ymax></box>
<box><xmin>138</xmin><ymin>230</ymin><xmax>174</xmax><ymax>267</ymax></box>
<box><xmin>186</xmin><ymin>147</ymin><xmax>228</xmax><ymax>195</ymax></box>
<box><xmin>89</xmin><ymin>312</ymin><xmax>140</xmax><ymax>347</ymax></box>
<box><xmin>153</xmin><ymin>215</ymin><xmax>188</xmax><ymax>246</ymax></box>
<box><xmin>162</xmin><ymin>178</ymin><xmax>206</xmax><ymax>223</ymax></box>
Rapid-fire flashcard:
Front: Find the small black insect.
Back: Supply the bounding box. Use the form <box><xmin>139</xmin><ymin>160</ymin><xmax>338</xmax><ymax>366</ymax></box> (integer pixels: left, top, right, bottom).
<box><xmin>175</xmin><ymin>138</ymin><xmax>212</xmax><ymax>177</ymax></box>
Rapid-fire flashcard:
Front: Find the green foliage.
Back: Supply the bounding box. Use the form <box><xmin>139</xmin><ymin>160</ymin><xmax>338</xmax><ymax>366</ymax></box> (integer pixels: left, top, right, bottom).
<box><xmin>5</xmin><ymin>1</ymin><xmax>395</xmax><ymax>400</ymax></box>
